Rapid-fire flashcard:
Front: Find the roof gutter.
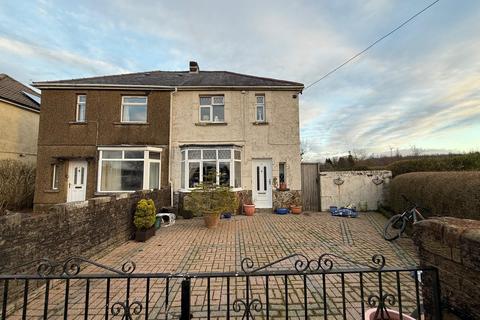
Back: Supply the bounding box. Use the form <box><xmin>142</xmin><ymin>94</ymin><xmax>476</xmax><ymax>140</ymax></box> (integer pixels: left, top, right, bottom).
<box><xmin>32</xmin><ymin>83</ymin><xmax>304</xmax><ymax>92</ymax></box>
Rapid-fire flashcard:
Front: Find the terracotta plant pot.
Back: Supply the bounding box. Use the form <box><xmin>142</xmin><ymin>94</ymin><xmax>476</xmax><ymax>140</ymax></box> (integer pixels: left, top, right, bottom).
<box><xmin>291</xmin><ymin>205</ymin><xmax>302</xmax><ymax>214</ymax></box>
<box><xmin>365</xmin><ymin>308</ymin><xmax>415</xmax><ymax>320</ymax></box>
<box><xmin>204</xmin><ymin>212</ymin><xmax>221</xmax><ymax>228</ymax></box>
<box><xmin>135</xmin><ymin>227</ymin><xmax>156</xmax><ymax>242</ymax></box>
<box><xmin>243</xmin><ymin>204</ymin><xmax>255</xmax><ymax>216</ymax></box>
<box><xmin>279</xmin><ymin>182</ymin><xmax>287</xmax><ymax>191</ymax></box>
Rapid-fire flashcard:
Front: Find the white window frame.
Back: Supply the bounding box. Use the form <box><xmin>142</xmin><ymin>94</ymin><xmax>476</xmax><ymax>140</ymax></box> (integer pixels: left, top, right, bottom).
<box><xmin>76</xmin><ymin>95</ymin><xmax>86</xmax><ymax>122</ymax></box>
<box><xmin>52</xmin><ymin>164</ymin><xmax>59</xmax><ymax>190</ymax></box>
<box><xmin>255</xmin><ymin>94</ymin><xmax>266</xmax><ymax>122</ymax></box>
<box><xmin>180</xmin><ymin>147</ymin><xmax>241</xmax><ymax>191</ymax></box>
<box><xmin>121</xmin><ymin>96</ymin><xmax>148</xmax><ymax>123</ymax></box>
<box><xmin>198</xmin><ymin>95</ymin><xmax>225</xmax><ymax>123</ymax></box>
<box><xmin>97</xmin><ymin>146</ymin><xmax>162</xmax><ymax>193</ymax></box>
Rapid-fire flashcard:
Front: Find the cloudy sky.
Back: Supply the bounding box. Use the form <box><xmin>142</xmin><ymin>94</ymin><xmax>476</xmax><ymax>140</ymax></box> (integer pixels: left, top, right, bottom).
<box><xmin>1</xmin><ymin>0</ymin><xmax>479</xmax><ymax>160</ymax></box>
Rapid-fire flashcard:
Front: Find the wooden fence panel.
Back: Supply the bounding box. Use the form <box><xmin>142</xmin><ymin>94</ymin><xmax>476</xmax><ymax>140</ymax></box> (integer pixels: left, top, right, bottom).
<box><xmin>301</xmin><ymin>163</ymin><xmax>320</xmax><ymax>211</ymax></box>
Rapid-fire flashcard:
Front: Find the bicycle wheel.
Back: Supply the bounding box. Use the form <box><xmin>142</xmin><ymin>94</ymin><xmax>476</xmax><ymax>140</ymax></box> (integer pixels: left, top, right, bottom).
<box><xmin>383</xmin><ymin>214</ymin><xmax>406</xmax><ymax>241</ymax></box>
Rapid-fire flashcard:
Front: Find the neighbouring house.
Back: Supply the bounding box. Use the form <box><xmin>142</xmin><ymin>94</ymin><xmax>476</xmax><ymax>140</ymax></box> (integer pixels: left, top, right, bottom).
<box><xmin>32</xmin><ymin>79</ymin><xmax>171</xmax><ymax>211</ymax></box>
<box><xmin>32</xmin><ymin>61</ymin><xmax>303</xmax><ymax>212</ymax></box>
<box><xmin>0</xmin><ymin>74</ymin><xmax>41</xmax><ymax>162</ymax></box>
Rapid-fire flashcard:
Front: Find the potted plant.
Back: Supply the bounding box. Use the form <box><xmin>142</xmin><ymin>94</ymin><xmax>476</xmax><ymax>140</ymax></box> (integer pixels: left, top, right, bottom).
<box><xmin>184</xmin><ymin>172</ymin><xmax>238</xmax><ymax>228</ymax></box>
<box><xmin>134</xmin><ymin>199</ymin><xmax>156</xmax><ymax>242</ymax></box>
<box><xmin>291</xmin><ymin>201</ymin><xmax>302</xmax><ymax>214</ymax></box>
<box><xmin>243</xmin><ymin>202</ymin><xmax>256</xmax><ymax>216</ymax></box>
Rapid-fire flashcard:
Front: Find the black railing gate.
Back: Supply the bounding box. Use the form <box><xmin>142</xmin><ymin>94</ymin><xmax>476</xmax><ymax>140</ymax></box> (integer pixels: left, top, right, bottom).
<box><xmin>1</xmin><ymin>254</ymin><xmax>442</xmax><ymax>319</ymax></box>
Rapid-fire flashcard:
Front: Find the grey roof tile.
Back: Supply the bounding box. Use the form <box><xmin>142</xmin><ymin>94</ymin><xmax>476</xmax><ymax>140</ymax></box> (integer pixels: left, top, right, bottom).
<box><xmin>0</xmin><ymin>74</ymin><xmax>40</xmax><ymax>111</ymax></box>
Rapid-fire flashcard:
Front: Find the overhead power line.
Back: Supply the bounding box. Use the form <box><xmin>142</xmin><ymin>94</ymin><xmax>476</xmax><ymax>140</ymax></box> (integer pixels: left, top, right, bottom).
<box><xmin>304</xmin><ymin>0</ymin><xmax>441</xmax><ymax>91</ymax></box>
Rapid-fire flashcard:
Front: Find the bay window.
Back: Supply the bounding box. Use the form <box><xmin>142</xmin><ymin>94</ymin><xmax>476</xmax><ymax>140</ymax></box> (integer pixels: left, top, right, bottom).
<box><xmin>98</xmin><ymin>147</ymin><xmax>161</xmax><ymax>192</ymax></box>
<box><xmin>180</xmin><ymin>147</ymin><xmax>241</xmax><ymax>189</ymax></box>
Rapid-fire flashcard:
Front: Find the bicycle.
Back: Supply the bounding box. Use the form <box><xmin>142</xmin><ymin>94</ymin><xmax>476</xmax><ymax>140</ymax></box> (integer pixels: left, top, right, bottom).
<box><xmin>383</xmin><ymin>194</ymin><xmax>425</xmax><ymax>241</ymax></box>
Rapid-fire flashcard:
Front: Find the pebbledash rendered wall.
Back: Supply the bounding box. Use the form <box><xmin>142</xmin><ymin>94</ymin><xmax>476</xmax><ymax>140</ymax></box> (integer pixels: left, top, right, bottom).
<box><xmin>318</xmin><ymin>170</ymin><xmax>392</xmax><ymax>211</ymax></box>
<box><xmin>0</xmin><ymin>188</ymin><xmax>170</xmax><ymax>275</ymax></box>
<box><xmin>170</xmin><ymin>90</ymin><xmax>302</xmax><ymax>214</ymax></box>
<box><xmin>413</xmin><ymin>217</ymin><xmax>480</xmax><ymax>320</ymax></box>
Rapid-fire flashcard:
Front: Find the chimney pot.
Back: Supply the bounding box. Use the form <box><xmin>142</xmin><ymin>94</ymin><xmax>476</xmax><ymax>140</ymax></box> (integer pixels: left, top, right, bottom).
<box><xmin>189</xmin><ymin>61</ymin><xmax>199</xmax><ymax>73</ymax></box>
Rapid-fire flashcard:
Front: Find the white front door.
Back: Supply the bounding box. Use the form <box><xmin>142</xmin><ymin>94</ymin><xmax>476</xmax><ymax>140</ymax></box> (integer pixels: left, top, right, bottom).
<box><xmin>252</xmin><ymin>159</ymin><xmax>273</xmax><ymax>208</ymax></box>
<box><xmin>67</xmin><ymin>160</ymin><xmax>88</xmax><ymax>202</ymax></box>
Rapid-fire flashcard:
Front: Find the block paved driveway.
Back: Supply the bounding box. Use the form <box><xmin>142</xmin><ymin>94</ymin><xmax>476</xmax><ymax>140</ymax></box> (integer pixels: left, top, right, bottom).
<box><xmin>12</xmin><ymin>212</ymin><xmax>421</xmax><ymax>319</ymax></box>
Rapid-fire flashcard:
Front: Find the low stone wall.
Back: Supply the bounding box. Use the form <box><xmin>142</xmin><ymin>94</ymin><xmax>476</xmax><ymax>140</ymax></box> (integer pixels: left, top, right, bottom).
<box><xmin>412</xmin><ymin>217</ymin><xmax>480</xmax><ymax>319</ymax></box>
<box><xmin>0</xmin><ymin>188</ymin><xmax>170</xmax><ymax>275</ymax></box>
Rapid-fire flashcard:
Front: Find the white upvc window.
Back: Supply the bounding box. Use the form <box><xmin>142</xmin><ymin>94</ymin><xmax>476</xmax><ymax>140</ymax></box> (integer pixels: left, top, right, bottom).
<box><xmin>97</xmin><ymin>146</ymin><xmax>162</xmax><ymax>192</ymax></box>
<box><xmin>51</xmin><ymin>164</ymin><xmax>60</xmax><ymax>190</ymax></box>
<box><xmin>255</xmin><ymin>95</ymin><xmax>265</xmax><ymax>122</ymax></box>
<box><xmin>199</xmin><ymin>96</ymin><xmax>224</xmax><ymax>123</ymax></box>
<box><xmin>121</xmin><ymin>96</ymin><xmax>148</xmax><ymax>123</ymax></box>
<box><xmin>76</xmin><ymin>95</ymin><xmax>86</xmax><ymax>122</ymax></box>
<box><xmin>180</xmin><ymin>147</ymin><xmax>241</xmax><ymax>190</ymax></box>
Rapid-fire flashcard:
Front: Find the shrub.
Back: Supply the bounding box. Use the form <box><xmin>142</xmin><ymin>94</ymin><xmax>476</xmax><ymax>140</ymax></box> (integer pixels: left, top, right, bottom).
<box><xmin>387</xmin><ymin>152</ymin><xmax>480</xmax><ymax>176</ymax></box>
<box><xmin>133</xmin><ymin>199</ymin><xmax>156</xmax><ymax>230</ymax></box>
<box><xmin>0</xmin><ymin>160</ymin><xmax>35</xmax><ymax>214</ymax></box>
<box><xmin>184</xmin><ymin>173</ymin><xmax>239</xmax><ymax>216</ymax></box>
<box><xmin>389</xmin><ymin>172</ymin><xmax>480</xmax><ymax>220</ymax></box>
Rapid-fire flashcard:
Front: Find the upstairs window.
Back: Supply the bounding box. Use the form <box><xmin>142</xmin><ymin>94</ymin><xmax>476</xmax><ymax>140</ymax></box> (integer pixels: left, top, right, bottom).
<box><xmin>76</xmin><ymin>95</ymin><xmax>86</xmax><ymax>122</ymax></box>
<box><xmin>199</xmin><ymin>96</ymin><xmax>224</xmax><ymax>122</ymax></box>
<box><xmin>256</xmin><ymin>95</ymin><xmax>265</xmax><ymax>122</ymax></box>
<box><xmin>121</xmin><ymin>96</ymin><xmax>147</xmax><ymax>123</ymax></box>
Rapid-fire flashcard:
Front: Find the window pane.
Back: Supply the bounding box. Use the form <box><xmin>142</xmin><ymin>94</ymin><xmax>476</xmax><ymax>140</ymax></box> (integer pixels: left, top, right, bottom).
<box><xmin>256</xmin><ymin>95</ymin><xmax>264</xmax><ymax>104</ymax></box>
<box><xmin>102</xmin><ymin>151</ymin><xmax>122</xmax><ymax>159</ymax></box>
<box><xmin>203</xmin><ymin>149</ymin><xmax>216</xmax><ymax>160</ymax></box>
<box><xmin>200</xmin><ymin>106</ymin><xmax>210</xmax><ymax>121</ymax></box>
<box><xmin>181</xmin><ymin>150</ymin><xmax>185</xmax><ymax>161</ymax></box>
<box><xmin>212</xmin><ymin>105</ymin><xmax>224</xmax><ymax>122</ymax></box>
<box><xmin>219</xmin><ymin>162</ymin><xmax>230</xmax><ymax>186</ymax></box>
<box><xmin>77</xmin><ymin>104</ymin><xmax>86</xmax><ymax>122</ymax></box>
<box><xmin>181</xmin><ymin>161</ymin><xmax>185</xmax><ymax>189</ymax></box>
<box><xmin>279</xmin><ymin>162</ymin><xmax>286</xmax><ymax>183</ymax></box>
<box><xmin>78</xmin><ymin>95</ymin><xmax>86</xmax><ymax>103</ymax></box>
<box><xmin>203</xmin><ymin>161</ymin><xmax>216</xmax><ymax>184</ymax></box>
<box><xmin>189</xmin><ymin>162</ymin><xmax>200</xmax><ymax>188</ymax></box>
<box><xmin>149</xmin><ymin>151</ymin><xmax>161</xmax><ymax>159</ymax></box>
<box><xmin>200</xmin><ymin>96</ymin><xmax>211</xmax><ymax>105</ymax></box>
<box><xmin>234</xmin><ymin>150</ymin><xmax>241</xmax><ymax>160</ymax></box>
<box><xmin>123</xmin><ymin>105</ymin><xmax>147</xmax><ymax>122</ymax></box>
<box><xmin>256</xmin><ymin>106</ymin><xmax>264</xmax><ymax>121</ymax></box>
<box><xmin>235</xmin><ymin>161</ymin><xmax>241</xmax><ymax>188</ymax></box>
<box><xmin>149</xmin><ymin>162</ymin><xmax>160</xmax><ymax>189</ymax></box>
<box><xmin>125</xmin><ymin>151</ymin><xmax>144</xmax><ymax>159</ymax></box>
<box><xmin>218</xmin><ymin>149</ymin><xmax>231</xmax><ymax>159</ymax></box>
<box><xmin>123</xmin><ymin>97</ymin><xmax>147</xmax><ymax>104</ymax></box>
<box><xmin>213</xmin><ymin>96</ymin><xmax>224</xmax><ymax>104</ymax></box>
<box><xmin>188</xmin><ymin>150</ymin><xmax>201</xmax><ymax>159</ymax></box>
<box><xmin>101</xmin><ymin>161</ymin><xmax>143</xmax><ymax>191</ymax></box>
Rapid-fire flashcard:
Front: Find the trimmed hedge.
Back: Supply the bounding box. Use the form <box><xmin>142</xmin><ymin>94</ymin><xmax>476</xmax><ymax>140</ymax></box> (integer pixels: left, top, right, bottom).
<box><xmin>389</xmin><ymin>171</ymin><xmax>480</xmax><ymax>220</ymax></box>
<box><xmin>386</xmin><ymin>152</ymin><xmax>480</xmax><ymax>176</ymax></box>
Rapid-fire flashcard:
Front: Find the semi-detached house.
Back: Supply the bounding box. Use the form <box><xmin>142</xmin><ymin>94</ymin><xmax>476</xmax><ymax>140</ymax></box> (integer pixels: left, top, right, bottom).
<box><xmin>33</xmin><ymin>62</ymin><xmax>304</xmax><ymax>213</ymax></box>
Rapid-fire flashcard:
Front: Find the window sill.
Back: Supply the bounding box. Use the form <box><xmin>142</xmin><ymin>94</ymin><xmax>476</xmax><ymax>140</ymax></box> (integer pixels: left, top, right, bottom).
<box><xmin>68</xmin><ymin>121</ymin><xmax>88</xmax><ymax>125</ymax></box>
<box><xmin>195</xmin><ymin>122</ymin><xmax>228</xmax><ymax>126</ymax></box>
<box><xmin>44</xmin><ymin>189</ymin><xmax>60</xmax><ymax>193</ymax></box>
<box><xmin>179</xmin><ymin>187</ymin><xmax>243</xmax><ymax>192</ymax></box>
<box><xmin>112</xmin><ymin>122</ymin><xmax>150</xmax><ymax>125</ymax></box>
<box><xmin>252</xmin><ymin>121</ymin><xmax>269</xmax><ymax>125</ymax></box>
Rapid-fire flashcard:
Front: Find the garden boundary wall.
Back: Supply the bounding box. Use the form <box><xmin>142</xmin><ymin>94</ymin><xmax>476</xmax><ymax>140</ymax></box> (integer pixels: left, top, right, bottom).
<box><xmin>0</xmin><ymin>188</ymin><xmax>170</xmax><ymax>275</ymax></box>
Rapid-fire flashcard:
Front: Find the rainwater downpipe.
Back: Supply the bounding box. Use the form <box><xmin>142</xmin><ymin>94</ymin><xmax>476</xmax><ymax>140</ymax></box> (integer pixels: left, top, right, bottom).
<box><xmin>168</xmin><ymin>87</ymin><xmax>178</xmax><ymax>206</ymax></box>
